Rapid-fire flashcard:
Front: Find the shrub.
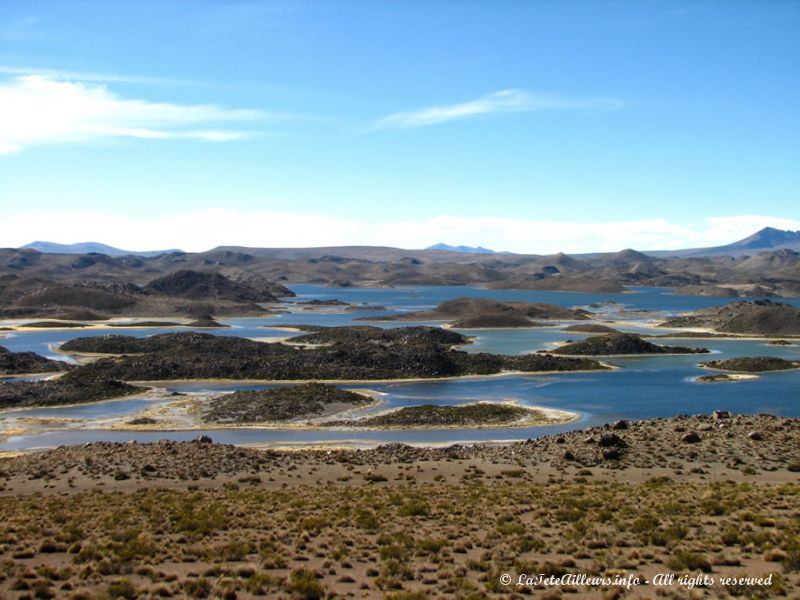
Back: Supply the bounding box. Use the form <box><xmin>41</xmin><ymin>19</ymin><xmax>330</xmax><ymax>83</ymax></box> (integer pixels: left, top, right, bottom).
<box><xmin>106</xmin><ymin>578</ymin><xmax>137</xmax><ymax>600</ymax></box>
<box><xmin>286</xmin><ymin>568</ymin><xmax>325</xmax><ymax>600</ymax></box>
<box><xmin>398</xmin><ymin>500</ymin><xmax>429</xmax><ymax>517</ymax></box>
<box><xmin>667</xmin><ymin>550</ymin><xmax>712</xmax><ymax>573</ymax></box>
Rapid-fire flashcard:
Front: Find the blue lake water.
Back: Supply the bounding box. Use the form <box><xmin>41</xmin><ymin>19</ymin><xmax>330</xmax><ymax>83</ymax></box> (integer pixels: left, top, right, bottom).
<box><xmin>1</xmin><ymin>285</ymin><xmax>798</xmax><ymax>450</ymax></box>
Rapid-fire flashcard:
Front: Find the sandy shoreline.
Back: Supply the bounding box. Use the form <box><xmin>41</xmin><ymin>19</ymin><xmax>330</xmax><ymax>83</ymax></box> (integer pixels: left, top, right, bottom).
<box><xmin>698</xmin><ymin>363</ymin><xmax>800</xmax><ymax>374</ymax></box>
<box><xmin>127</xmin><ymin>365</ymin><xmax>615</xmax><ymax>387</ymax></box>
<box><xmin>695</xmin><ymin>373</ymin><xmax>759</xmax><ymax>383</ymax></box>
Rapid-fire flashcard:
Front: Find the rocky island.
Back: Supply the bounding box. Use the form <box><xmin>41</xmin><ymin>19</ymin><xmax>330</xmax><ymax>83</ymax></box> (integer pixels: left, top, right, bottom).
<box><xmin>362</xmin><ymin>297</ymin><xmax>590</xmax><ymax>327</ymax></box>
<box><xmin>0</xmin><ymin>346</ymin><xmax>70</xmax><ymax>376</ymax></box>
<box><xmin>324</xmin><ymin>403</ymin><xmax>555</xmax><ymax>428</ymax></box>
<box><xmin>204</xmin><ymin>383</ymin><xmax>373</xmax><ymax>423</ymax></box>
<box><xmin>561</xmin><ymin>323</ymin><xmax>620</xmax><ymax>334</ymax></box>
<box><xmin>659</xmin><ymin>299</ymin><xmax>800</xmax><ymax>337</ymax></box>
<box><xmin>58</xmin><ymin>327</ymin><xmax>608</xmax><ymax>384</ymax></box>
<box><xmin>547</xmin><ymin>333</ymin><xmax>709</xmax><ymax>356</ymax></box>
<box><xmin>0</xmin><ymin>376</ymin><xmax>140</xmax><ymax>409</ymax></box>
<box><xmin>700</xmin><ymin>356</ymin><xmax>800</xmax><ymax>372</ymax></box>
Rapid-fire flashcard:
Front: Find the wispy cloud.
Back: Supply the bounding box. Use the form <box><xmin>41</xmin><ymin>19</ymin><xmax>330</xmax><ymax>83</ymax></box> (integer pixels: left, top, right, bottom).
<box><xmin>374</xmin><ymin>89</ymin><xmax>624</xmax><ymax>129</ymax></box>
<box><xmin>0</xmin><ymin>65</ymin><xmax>196</xmax><ymax>86</ymax></box>
<box><xmin>0</xmin><ymin>75</ymin><xmax>280</xmax><ymax>154</ymax></box>
<box><xmin>3</xmin><ymin>209</ymin><xmax>796</xmax><ymax>255</ymax></box>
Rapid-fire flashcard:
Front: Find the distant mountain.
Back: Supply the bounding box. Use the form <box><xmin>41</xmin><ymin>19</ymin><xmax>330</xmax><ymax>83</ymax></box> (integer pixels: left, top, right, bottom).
<box><xmin>646</xmin><ymin>227</ymin><xmax>800</xmax><ymax>258</ymax></box>
<box><xmin>427</xmin><ymin>243</ymin><xmax>501</xmax><ymax>254</ymax></box>
<box><xmin>729</xmin><ymin>227</ymin><xmax>800</xmax><ymax>251</ymax></box>
<box><xmin>20</xmin><ymin>241</ymin><xmax>182</xmax><ymax>258</ymax></box>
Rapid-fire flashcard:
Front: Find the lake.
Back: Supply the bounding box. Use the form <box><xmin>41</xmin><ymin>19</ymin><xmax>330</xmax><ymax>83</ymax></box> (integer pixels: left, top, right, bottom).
<box><xmin>1</xmin><ymin>285</ymin><xmax>798</xmax><ymax>450</ymax></box>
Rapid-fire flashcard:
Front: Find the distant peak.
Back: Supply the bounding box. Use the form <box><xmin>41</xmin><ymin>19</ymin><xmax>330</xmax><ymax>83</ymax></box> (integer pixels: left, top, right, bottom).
<box><xmin>426</xmin><ymin>243</ymin><xmax>498</xmax><ymax>254</ymax></box>
<box><xmin>735</xmin><ymin>227</ymin><xmax>800</xmax><ymax>249</ymax></box>
<box><xmin>614</xmin><ymin>248</ymin><xmax>649</xmax><ymax>260</ymax></box>
<box><xmin>19</xmin><ymin>241</ymin><xmax>183</xmax><ymax>257</ymax></box>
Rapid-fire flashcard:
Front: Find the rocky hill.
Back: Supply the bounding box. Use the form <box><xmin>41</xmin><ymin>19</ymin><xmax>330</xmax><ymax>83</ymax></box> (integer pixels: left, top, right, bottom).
<box><xmin>549</xmin><ymin>333</ymin><xmax>709</xmax><ymax>355</ymax></box>
<box><xmin>0</xmin><ymin>377</ymin><xmax>140</xmax><ymax>409</ymax></box>
<box><xmin>660</xmin><ymin>299</ymin><xmax>800</xmax><ymax>336</ymax></box>
<box><xmin>204</xmin><ymin>383</ymin><xmax>371</xmax><ymax>423</ymax></box>
<box><xmin>0</xmin><ymin>272</ymin><xmax>281</xmax><ymax>319</ymax></box>
<box><xmin>364</xmin><ymin>297</ymin><xmax>590</xmax><ymax>326</ymax></box>
<box><xmin>145</xmin><ymin>269</ymin><xmax>278</xmax><ymax>303</ymax></box>
<box><xmin>0</xmin><ymin>346</ymin><xmax>70</xmax><ymax>375</ymax></box>
<box><xmin>700</xmin><ymin>356</ymin><xmax>800</xmax><ymax>372</ymax></box>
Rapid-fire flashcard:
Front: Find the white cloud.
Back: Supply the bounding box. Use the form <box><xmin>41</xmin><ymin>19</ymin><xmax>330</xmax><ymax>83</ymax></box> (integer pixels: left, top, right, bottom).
<box><xmin>2</xmin><ymin>209</ymin><xmax>797</xmax><ymax>255</ymax></box>
<box><xmin>374</xmin><ymin>89</ymin><xmax>624</xmax><ymax>129</ymax></box>
<box><xmin>0</xmin><ymin>75</ymin><xmax>273</xmax><ymax>154</ymax></box>
<box><xmin>0</xmin><ymin>65</ymin><xmax>195</xmax><ymax>86</ymax></box>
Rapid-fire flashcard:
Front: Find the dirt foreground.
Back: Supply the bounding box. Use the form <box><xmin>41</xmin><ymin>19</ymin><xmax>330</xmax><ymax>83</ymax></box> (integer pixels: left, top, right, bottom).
<box><xmin>1</xmin><ymin>413</ymin><xmax>798</xmax><ymax>598</ymax></box>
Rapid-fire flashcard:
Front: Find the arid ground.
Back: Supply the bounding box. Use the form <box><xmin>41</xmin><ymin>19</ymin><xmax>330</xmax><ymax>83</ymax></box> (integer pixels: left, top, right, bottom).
<box><xmin>1</xmin><ymin>414</ymin><xmax>798</xmax><ymax>599</ymax></box>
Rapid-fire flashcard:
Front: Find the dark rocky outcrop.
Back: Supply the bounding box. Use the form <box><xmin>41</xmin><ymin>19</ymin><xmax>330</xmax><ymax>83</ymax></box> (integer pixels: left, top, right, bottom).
<box><xmin>660</xmin><ymin>300</ymin><xmax>800</xmax><ymax>336</ymax></box>
<box><xmin>204</xmin><ymin>383</ymin><xmax>370</xmax><ymax>423</ymax></box>
<box><xmin>700</xmin><ymin>356</ymin><xmax>800</xmax><ymax>373</ymax></box>
<box><xmin>186</xmin><ymin>315</ymin><xmax>229</xmax><ymax>328</ymax></box>
<box><xmin>0</xmin><ymin>346</ymin><xmax>70</xmax><ymax>375</ymax></box>
<box><xmin>561</xmin><ymin>324</ymin><xmax>620</xmax><ymax>334</ymax></box>
<box><xmin>344</xmin><ymin>304</ymin><xmax>387</xmax><ymax>312</ymax></box>
<box><xmin>325</xmin><ymin>403</ymin><xmax>539</xmax><ymax>428</ymax></box>
<box><xmin>0</xmin><ymin>377</ymin><xmax>140</xmax><ymax>408</ymax></box>
<box><xmin>219</xmin><ymin>269</ymin><xmax>295</xmax><ymax>298</ymax></box>
<box><xmin>450</xmin><ymin>314</ymin><xmax>544</xmax><ymax>328</ymax></box>
<box><xmin>363</xmin><ymin>297</ymin><xmax>590</xmax><ymax>326</ymax></box>
<box><xmin>289</xmin><ymin>325</ymin><xmax>467</xmax><ymax>347</ymax></box>
<box><xmin>296</xmin><ymin>299</ymin><xmax>350</xmax><ymax>306</ymax></box>
<box><xmin>145</xmin><ymin>270</ymin><xmax>278</xmax><ymax>303</ymax></box>
<box><xmin>59</xmin><ymin>327</ymin><xmax>608</xmax><ymax>382</ymax></box>
<box><xmin>548</xmin><ymin>333</ymin><xmax>708</xmax><ymax>355</ymax></box>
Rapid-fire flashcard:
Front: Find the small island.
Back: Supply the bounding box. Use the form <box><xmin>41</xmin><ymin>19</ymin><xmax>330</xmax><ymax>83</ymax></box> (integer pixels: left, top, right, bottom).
<box><xmin>696</xmin><ymin>373</ymin><xmax>758</xmax><ymax>383</ymax></box>
<box><xmin>450</xmin><ymin>314</ymin><xmax>545</xmax><ymax>328</ymax></box>
<box><xmin>203</xmin><ymin>383</ymin><xmax>373</xmax><ymax>423</ymax></box>
<box><xmin>561</xmin><ymin>324</ymin><xmax>620</xmax><ymax>334</ymax></box>
<box><xmin>0</xmin><ymin>346</ymin><xmax>71</xmax><ymax>376</ymax></box>
<box><xmin>0</xmin><ymin>376</ymin><xmax>141</xmax><ymax>409</ymax></box>
<box><xmin>547</xmin><ymin>333</ymin><xmax>709</xmax><ymax>356</ymax></box>
<box><xmin>106</xmin><ymin>315</ymin><xmax>230</xmax><ymax>328</ymax></box>
<box><xmin>323</xmin><ymin>402</ymin><xmax>568</xmax><ymax>429</ymax></box>
<box><xmin>21</xmin><ymin>321</ymin><xmax>90</xmax><ymax>328</ymax></box>
<box><xmin>659</xmin><ymin>299</ymin><xmax>800</xmax><ymax>337</ymax></box>
<box><xmin>700</xmin><ymin>356</ymin><xmax>800</xmax><ymax>373</ymax></box>
<box><xmin>360</xmin><ymin>297</ymin><xmax>590</xmax><ymax>327</ymax></box>
<box><xmin>344</xmin><ymin>304</ymin><xmax>387</xmax><ymax>312</ymax></box>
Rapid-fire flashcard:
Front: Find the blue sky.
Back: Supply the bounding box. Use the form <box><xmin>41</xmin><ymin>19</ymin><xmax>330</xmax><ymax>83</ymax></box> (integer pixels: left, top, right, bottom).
<box><xmin>1</xmin><ymin>0</ymin><xmax>798</xmax><ymax>252</ymax></box>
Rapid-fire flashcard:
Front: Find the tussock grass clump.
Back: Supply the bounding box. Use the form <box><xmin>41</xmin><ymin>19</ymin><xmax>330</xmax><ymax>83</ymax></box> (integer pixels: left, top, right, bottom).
<box><xmin>1</xmin><ymin>480</ymin><xmax>798</xmax><ymax>597</ymax></box>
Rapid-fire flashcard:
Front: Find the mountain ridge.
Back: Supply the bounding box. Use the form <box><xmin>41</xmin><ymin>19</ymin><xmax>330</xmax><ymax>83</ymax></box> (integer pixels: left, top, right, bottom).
<box><xmin>645</xmin><ymin>227</ymin><xmax>800</xmax><ymax>258</ymax></box>
<box><xmin>17</xmin><ymin>227</ymin><xmax>800</xmax><ymax>259</ymax></box>
<box><xmin>20</xmin><ymin>241</ymin><xmax>182</xmax><ymax>258</ymax></box>
<box><xmin>426</xmin><ymin>243</ymin><xmax>501</xmax><ymax>254</ymax></box>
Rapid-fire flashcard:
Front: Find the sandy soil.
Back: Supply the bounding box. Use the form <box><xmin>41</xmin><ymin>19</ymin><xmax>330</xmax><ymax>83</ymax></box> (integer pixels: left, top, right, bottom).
<box><xmin>0</xmin><ymin>414</ymin><xmax>797</xmax><ymax>598</ymax></box>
